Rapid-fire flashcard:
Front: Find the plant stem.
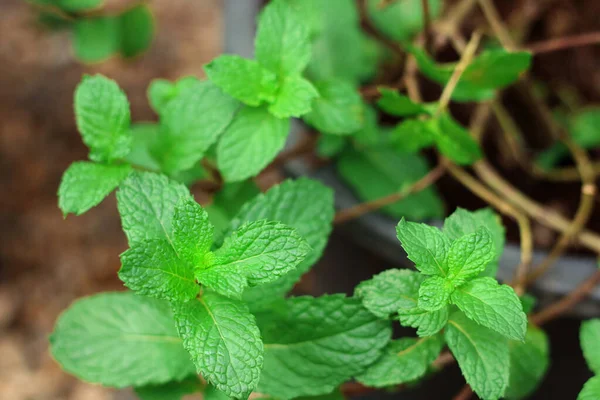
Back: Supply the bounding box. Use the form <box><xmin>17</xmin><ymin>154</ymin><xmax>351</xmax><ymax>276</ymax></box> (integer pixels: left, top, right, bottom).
<box><xmin>527</xmin><ymin>32</ymin><xmax>600</xmax><ymax>54</ymax></box>
<box><xmin>476</xmin><ymin>0</ymin><xmax>516</xmax><ymax>50</ymax></box>
<box><xmin>531</xmin><ymin>269</ymin><xmax>600</xmax><ymax>325</ymax></box>
<box><xmin>452</xmin><ymin>385</ymin><xmax>474</xmax><ymax>400</ymax></box>
<box><xmin>421</xmin><ymin>0</ymin><xmax>432</xmax><ymax>53</ymax></box>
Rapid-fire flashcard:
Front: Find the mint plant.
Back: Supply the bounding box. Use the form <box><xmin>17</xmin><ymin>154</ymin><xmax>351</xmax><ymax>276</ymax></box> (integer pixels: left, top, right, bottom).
<box><xmin>50</xmin><ymin>0</ymin><xmax>600</xmax><ymax>398</ymax></box>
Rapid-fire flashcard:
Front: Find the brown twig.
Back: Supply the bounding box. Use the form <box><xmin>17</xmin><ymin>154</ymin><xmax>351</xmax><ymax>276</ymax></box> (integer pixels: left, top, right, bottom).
<box><xmin>526</xmin><ymin>32</ymin><xmax>600</xmax><ymax>54</ymax></box>
<box><xmin>452</xmin><ymin>384</ymin><xmax>474</xmax><ymax>400</ymax></box>
<box><xmin>531</xmin><ymin>269</ymin><xmax>600</xmax><ymax>326</ymax></box>
<box><xmin>476</xmin><ymin>0</ymin><xmax>516</xmax><ymax>50</ymax></box>
<box><xmin>421</xmin><ymin>0</ymin><xmax>433</xmax><ymax>53</ymax></box>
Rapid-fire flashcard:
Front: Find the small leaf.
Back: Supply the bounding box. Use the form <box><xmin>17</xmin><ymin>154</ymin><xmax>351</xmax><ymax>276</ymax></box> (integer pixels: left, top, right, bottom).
<box><xmin>217</xmin><ymin>105</ymin><xmax>290</xmax><ymax>182</ymax></box>
<box><xmin>418</xmin><ymin>276</ymin><xmax>453</xmax><ymax>311</ymax></box>
<box><xmin>451</xmin><ymin>277</ymin><xmax>527</xmax><ymax>341</ymax></box>
<box><xmin>396</xmin><ymin>219</ymin><xmax>451</xmax><ymax>276</ymax></box>
<box><xmin>58</xmin><ymin>161</ymin><xmax>131</xmax><ymax>216</ymax></box>
<box><xmin>173</xmin><ymin>292</ymin><xmax>263</xmax><ymax>399</ymax></box>
<box><xmin>50</xmin><ymin>292</ymin><xmax>195</xmax><ymax>388</ymax></box>
<box><xmin>74</xmin><ymin>74</ymin><xmax>131</xmax><ymax>163</ymax></box>
<box><xmin>204</xmin><ymin>54</ymin><xmax>279</xmax><ymax>106</ymax></box>
<box><xmin>135</xmin><ymin>376</ymin><xmax>202</xmax><ymax>400</ymax></box>
<box><xmin>125</xmin><ymin>123</ymin><xmax>161</xmax><ymax>171</ymax></box>
<box><xmin>581</xmin><ymin>318</ymin><xmax>600</xmax><ymax>374</ymax></box>
<box><xmin>398</xmin><ymin>305</ymin><xmax>449</xmax><ymax>337</ymax></box>
<box><xmin>578</xmin><ymin>376</ymin><xmax>600</xmax><ymax>400</ymax></box>
<box><xmin>377</xmin><ymin>88</ymin><xmax>428</xmax><ymax>117</ymax></box>
<box><xmin>356</xmin><ymin>335</ymin><xmax>443</xmax><ymax>387</ymax></box>
<box><xmin>367</xmin><ymin>0</ymin><xmax>442</xmax><ymax>42</ymax></box>
<box><xmin>72</xmin><ymin>17</ymin><xmax>120</xmax><ymax>63</ymax></box>
<box><xmin>255</xmin><ymin>0</ymin><xmax>312</xmax><ymax>76</ymax></box>
<box><xmin>446</xmin><ymin>226</ymin><xmax>495</xmax><ymax>285</ymax></box>
<box><xmin>389</xmin><ymin>118</ymin><xmax>437</xmax><ymax>153</ymax></box>
<box><xmin>119</xmin><ymin>5</ymin><xmax>154</xmax><ymax>58</ymax></box>
<box><xmin>317</xmin><ymin>134</ymin><xmax>347</xmax><ymax>158</ymax></box>
<box><xmin>116</xmin><ymin>171</ymin><xmax>191</xmax><ymax>246</ymax></box>
<box><xmin>433</xmin><ymin>113</ymin><xmax>482</xmax><ymax>165</ymax></box>
<box><xmin>173</xmin><ymin>198</ymin><xmax>214</xmax><ymax>266</ymax></box>
<box><xmin>147</xmin><ymin>76</ymin><xmax>201</xmax><ymax>115</ymax></box>
<box><xmin>303</xmin><ymin>80</ymin><xmax>364</xmax><ymax>135</ymax></box>
<box><xmin>268</xmin><ymin>74</ymin><xmax>319</xmax><ymax>118</ymax></box>
<box><xmin>445</xmin><ymin>311</ymin><xmax>510</xmax><ymax>400</ymax></box>
<box><xmin>505</xmin><ymin>326</ymin><xmax>550</xmax><ymax>399</ymax></box>
<box><xmin>257</xmin><ymin>295</ymin><xmax>392</xmax><ymax>399</ymax></box>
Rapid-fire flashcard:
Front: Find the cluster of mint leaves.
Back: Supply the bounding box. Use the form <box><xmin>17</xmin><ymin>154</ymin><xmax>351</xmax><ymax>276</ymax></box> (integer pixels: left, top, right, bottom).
<box><xmin>29</xmin><ymin>0</ymin><xmax>154</xmax><ymax>63</ymax></box>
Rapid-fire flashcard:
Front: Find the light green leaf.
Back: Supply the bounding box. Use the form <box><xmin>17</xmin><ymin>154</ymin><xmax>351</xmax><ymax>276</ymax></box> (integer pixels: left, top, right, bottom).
<box><xmin>206</xmin><ymin>181</ymin><xmax>261</xmax><ymax>238</ymax></box>
<box><xmin>581</xmin><ymin>318</ymin><xmax>600</xmax><ymax>374</ymax></box>
<box><xmin>173</xmin><ymin>292</ymin><xmax>263</xmax><ymax>399</ymax></box>
<box><xmin>578</xmin><ymin>376</ymin><xmax>600</xmax><ymax>400</ymax></box>
<box><xmin>255</xmin><ymin>0</ymin><xmax>312</xmax><ymax>76</ymax></box>
<box><xmin>444</xmin><ymin>207</ymin><xmax>505</xmax><ymax>277</ymax></box>
<box><xmin>119</xmin><ymin>239</ymin><xmax>199</xmax><ymax>301</ymax></box>
<box><xmin>204</xmin><ymin>55</ymin><xmax>279</xmax><ymax>106</ymax></box>
<box><xmin>268</xmin><ymin>74</ymin><xmax>319</xmax><ymax>118</ymax></box>
<box><xmin>135</xmin><ymin>376</ymin><xmax>202</xmax><ymax>400</ymax></box>
<box><xmin>156</xmin><ymin>80</ymin><xmax>240</xmax><ymax>174</ymax></box>
<box><xmin>217</xmin><ymin>105</ymin><xmax>290</xmax><ymax>182</ymax></box>
<box><xmin>418</xmin><ymin>276</ymin><xmax>453</xmax><ymax>311</ymax></box>
<box><xmin>505</xmin><ymin>326</ymin><xmax>550</xmax><ymax>399</ymax></box>
<box><xmin>377</xmin><ymin>88</ymin><xmax>428</xmax><ymax>117</ymax></box>
<box><xmin>257</xmin><ymin>295</ymin><xmax>392</xmax><ymax>399</ymax></box>
<box><xmin>398</xmin><ymin>304</ymin><xmax>449</xmax><ymax>338</ymax></box>
<box><xmin>338</xmin><ymin>148</ymin><xmax>444</xmax><ymax>219</ymax></box>
<box><xmin>72</xmin><ymin>17</ymin><xmax>120</xmax><ymax>63</ymax></box>
<box><xmin>303</xmin><ymin>80</ymin><xmax>364</xmax><ymax>135</ymax></box>
<box><xmin>119</xmin><ymin>5</ymin><xmax>154</xmax><ymax>58</ymax></box>
<box><xmin>445</xmin><ymin>311</ymin><xmax>510</xmax><ymax>400</ymax></box>
<box><xmin>198</xmin><ymin>220</ymin><xmax>311</xmax><ymax>299</ymax></box>
<box><xmin>451</xmin><ymin>277</ymin><xmax>527</xmax><ymax>341</ymax></box>
<box><xmin>446</xmin><ymin>227</ymin><xmax>495</xmax><ymax>285</ymax></box>
<box><xmin>116</xmin><ymin>171</ymin><xmax>191</xmax><ymax>245</ymax></box>
<box><xmin>433</xmin><ymin>113</ymin><xmax>482</xmax><ymax>165</ymax></box>
<box><xmin>125</xmin><ymin>123</ymin><xmax>161</xmax><ymax>171</ymax></box>
<box><xmin>227</xmin><ymin>178</ymin><xmax>334</xmax><ymax>309</ymax></box>
<box><xmin>317</xmin><ymin>134</ymin><xmax>347</xmax><ymax>158</ymax></box>
<box><xmin>396</xmin><ymin>219</ymin><xmax>451</xmax><ymax>276</ymax></box>
<box><xmin>173</xmin><ymin>198</ymin><xmax>214</xmax><ymax>266</ymax></box>
<box><xmin>74</xmin><ymin>74</ymin><xmax>131</xmax><ymax>163</ymax></box>
<box><xmin>389</xmin><ymin>118</ymin><xmax>437</xmax><ymax>153</ymax></box>
<box><xmin>50</xmin><ymin>292</ymin><xmax>195</xmax><ymax>388</ymax></box>
<box><xmin>147</xmin><ymin>76</ymin><xmax>201</xmax><ymax>115</ymax></box>
<box><xmin>367</xmin><ymin>0</ymin><xmax>442</xmax><ymax>42</ymax></box>
<box><xmin>58</xmin><ymin>161</ymin><xmax>131</xmax><ymax>216</ymax></box>
<box><xmin>357</xmin><ymin>335</ymin><xmax>443</xmax><ymax>387</ymax></box>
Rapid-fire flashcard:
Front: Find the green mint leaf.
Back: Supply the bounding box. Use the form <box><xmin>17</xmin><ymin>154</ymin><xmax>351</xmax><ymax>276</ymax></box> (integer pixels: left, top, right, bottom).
<box><xmin>352</xmin><ymin>105</ymin><xmax>382</xmax><ymax>147</ymax></box>
<box><xmin>451</xmin><ymin>277</ymin><xmax>527</xmax><ymax>341</ymax></box>
<box><xmin>338</xmin><ymin>148</ymin><xmax>444</xmax><ymax>220</ymax></box>
<box><xmin>198</xmin><ymin>220</ymin><xmax>310</xmax><ymax>299</ymax></box>
<box><xmin>217</xmin><ymin>105</ymin><xmax>289</xmax><ymax>182</ymax></box>
<box><xmin>410</xmin><ymin>46</ymin><xmax>532</xmax><ymax>102</ymax></box>
<box><xmin>204</xmin><ymin>54</ymin><xmax>279</xmax><ymax>106</ymax></box>
<box><xmin>50</xmin><ymin>292</ymin><xmax>195</xmax><ymax>388</ymax></box>
<box><xmin>294</xmin><ymin>391</ymin><xmax>345</xmax><ymax>400</ymax></box>
<box><xmin>125</xmin><ymin>123</ymin><xmax>161</xmax><ymax>171</ymax></box>
<box><xmin>445</xmin><ymin>311</ymin><xmax>510</xmax><ymax>399</ymax></box>
<box><xmin>119</xmin><ymin>5</ymin><xmax>154</xmax><ymax>58</ymax></box>
<box><xmin>268</xmin><ymin>75</ymin><xmax>319</xmax><ymax>118</ymax></box>
<box><xmin>73</xmin><ymin>17</ymin><xmax>120</xmax><ymax>63</ymax></box>
<box><xmin>446</xmin><ymin>226</ymin><xmax>495</xmax><ymax>285</ymax></box>
<box><xmin>581</xmin><ymin>318</ymin><xmax>600</xmax><ymax>374</ymax></box>
<box><xmin>367</xmin><ymin>0</ymin><xmax>442</xmax><ymax>42</ymax></box>
<box><xmin>396</xmin><ymin>218</ymin><xmax>451</xmax><ymax>276</ymax></box>
<box><xmin>389</xmin><ymin>118</ymin><xmax>437</xmax><ymax>153</ymax></box>
<box><xmin>147</xmin><ymin>76</ymin><xmax>201</xmax><ymax>115</ymax></box>
<box><xmin>433</xmin><ymin>113</ymin><xmax>482</xmax><ymax>165</ymax></box>
<box><xmin>227</xmin><ymin>178</ymin><xmax>334</xmax><ymax>310</ymax></box>
<box><xmin>156</xmin><ymin>80</ymin><xmax>239</xmax><ymax>174</ymax></box>
<box><xmin>444</xmin><ymin>207</ymin><xmax>505</xmax><ymax>277</ymax></box>
<box><xmin>204</xmin><ymin>385</ymin><xmax>232</xmax><ymax>400</ymax></box>
<box><xmin>377</xmin><ymin>88</ymin><xmax>428</xmax><ymax>117</ymax></box>
<box><xmin>578</xmin><ymin>376</ymin><xmax>600</xmax><ymax>400</ymax></box>
<box><xmin>119</xmin><ymin>239</ymin><xmax>199</xmax><ymax>302</ymax></box>
<box><xmin>418</xmin><ymin>276</ymin><xmax>453</xmax><ymax>311</ymax></box>
<box><xmin>356</xmin><ymin>335</ymin><xmax>443</xmax><ymax>387</ymax></box>
<box><xmin>303</xmin><ymin>80</ymin><xmax>364</xmax><ymax>135</ymax></box>
<box><xmin>56</xmin><ymin>0</ymin><xmax>102</xmax><ymax>12</ymax></box>
<box><xmin>173</xmin><ymin>198</ymin><xmax>214</xmax><ymax>266</ymax></box>
<box><xmin>257</xmin><ymin>294</ymin><xmax>392</xmax><ymax>399</ymax></box>
<box><xmin>520</xmin><ymin>293</ymin><xmax>537</xmax><ymax>315</ymax></box>
<box><xmin>74</xmin><ymin>74</ymin><xmax>131</xmax><ymax>163</ymax></box>
<box><xmin>255</xmin><ymin>0</ymin><xmax>311</xmax><ymax>77</ymax></box>
<box><xmin>173</xmin><ymin>292</ymin><xmax>263</xmax><ymax>399</ymax></box>
<box><xmin>505</xmin><ymin>326</ymin><xmax>550</xmax><ymax>399</ymax></box>
<box><xmin>206</xmin><ymin>181</ymin><xmax>261</xmax><ymax>238</ymax></box>
<box><xmin>135</xmin><ymin>376</ymin><xmax>202</xmax><ymax>400</ymax></box>
<box><xmin>58</xmin><ymin>161</ymin><xmax>131</xmax><ymax>216</ymax></box>
<box><xmin>398</xmin><ymin>304</ymin><xmax>449</xmax><ymax>338</ymax></box>
<box><xmin>317</xmin><ymin>134</ymin><xmax>347</xmax><ymax>158</ymax></box>
<box><xmin>117</xmin><ymin>171</ymin><xmax>191</xmax><ymax>246</ymax></box>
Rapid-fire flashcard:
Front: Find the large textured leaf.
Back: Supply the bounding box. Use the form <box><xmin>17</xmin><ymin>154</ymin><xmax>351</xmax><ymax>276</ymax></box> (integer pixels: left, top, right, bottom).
<box><xmin>257</xmin><ymin>295</ymin><xmax>392</xmax><ymax>399</ymax></box>
<box><xmin>74</xmin><ymin>74</ymin><xmax>131</xmax><ymax>162</ymax></box>
<box><xmin>418</xmin><ymin>275</ymin><xmax>453</xmax><ymax>311</ymax></box>
<box><xmin>451</xmin><ymin>277</ymin><xmax>527</xmax><ymax>341</ymax></box>
<box><xmin>445</xmin><ymin>312</ymin><xmax>510</xmax><ymax>399</ymax></box>
<box><xmin>227</xmin><ymin>178</ymin><xmax>334</xmax><ymax>309</ymax></box>
<box><xmin>581</xmin><ymin>318</ymin><xmax>600</xmax><ymax>374</ymax></box>
<box><xmin>58</xmin><ymin>161</ymin><xmax>131</xmax><ymax>216</ymax></box>
<box><xmin>446</xmin><ymin>227</ymin><xmax>495</xmax><ymax>285</ymax></box>
<box><xmin>217</xmin><ymin>105</ymin><xmax>290</xmax><ymax>182</ymax></box>
<box><xmin>396</xmin><ymin>219</ymin><xmax>451</xmax><ymax>276</ymax></box>
<box><xmin>357</xmin><ymin>335</ymin><xmax>443</xmax><ymax>387</ymax></box>
<box><xmin>173</xmin><ymin>292</ymin><xmax>263</xmax><ymax>399</ymax></box>
<box><xmin>172</xmin><ymin>198</ymin><xmax>214</xmax><ymax>266</ymax></box>
<box><xmin>50</xmin><ymin>292</ymin><xmax>195</xmax><ymax>388</ymax></box>
<box><xmin>505</xmin><ymin>327</ymin><xmax>550</xmax><ymax>399</ymax></box>
<box><xmin>116</xmin><ymin>171</ymin><xmax>191</xmax><ymax>246</ymax></box>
